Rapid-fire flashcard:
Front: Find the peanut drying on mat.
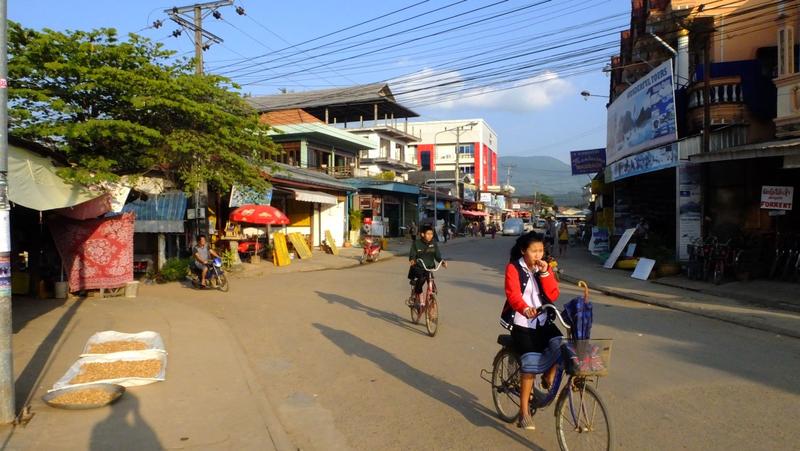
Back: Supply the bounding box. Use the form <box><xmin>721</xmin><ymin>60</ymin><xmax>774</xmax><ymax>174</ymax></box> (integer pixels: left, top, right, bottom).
<box><xmin>70</xmin><ymin>360</ymin><xmax>162</xmax><ymax>384</ymax></box>
<box><xmin>87</xmin><ymin>340</ymin><xmax>149</xmax><ymax>354</ymax></box>
<box><xmin>50</xmin><ymin>389</ymin><xmax>116</xmax><ymax>405</ymax></box>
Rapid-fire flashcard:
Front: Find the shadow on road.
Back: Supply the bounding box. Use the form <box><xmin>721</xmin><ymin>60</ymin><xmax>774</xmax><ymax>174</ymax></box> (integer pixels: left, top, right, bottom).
<box><xmin>14</xmin><ymin>299</ymin><xmax>83</xmax><ymax>412</ymax></box>
<box><xmin>315</xmin><ymin>291</ymin><xmax>428</xmax><ymax>337</ymax></box>
<box><xmin>90</xmin><ymin>392</ymin><xmax>162</xmax><ymax>451</ymax></box>
<box><xmin>313</xmin><ymin>323</ymin><xmax>546</xmax><ymax>451</ymax></box>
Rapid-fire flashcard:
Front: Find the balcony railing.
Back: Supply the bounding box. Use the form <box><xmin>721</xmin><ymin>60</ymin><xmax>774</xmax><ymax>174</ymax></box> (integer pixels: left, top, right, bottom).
<box><xmin>687</xmin><ymin>76</ymin><xmax>746</xmax><ymax>132</ymax></box>
<box><xmin>688</xmin><ymin>76</ymin><xmax>744</xmax><ymax>108</ymax></box>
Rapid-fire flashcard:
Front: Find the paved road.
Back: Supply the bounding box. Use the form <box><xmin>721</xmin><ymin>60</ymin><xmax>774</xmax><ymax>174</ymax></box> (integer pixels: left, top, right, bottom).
<box><xmin>192</xmin><ymin>237</ymin><xmax>800</xmax><ymax>450</ymax></box>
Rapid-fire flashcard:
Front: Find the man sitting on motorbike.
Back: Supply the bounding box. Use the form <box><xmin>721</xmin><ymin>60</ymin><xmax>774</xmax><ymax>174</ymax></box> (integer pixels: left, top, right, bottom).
<box><xmin>193</xmin><ymin>235</ymin><xmax>220</xmax><ymax>288</ymax></box>
<box><xmin>407</xmin><ymin>225</ymin><xmax>447</xmax><ymax>305</ymax></box>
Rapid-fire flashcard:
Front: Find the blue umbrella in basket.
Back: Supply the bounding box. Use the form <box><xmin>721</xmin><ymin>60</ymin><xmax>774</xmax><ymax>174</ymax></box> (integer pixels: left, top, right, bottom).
<box><xmin>561</xmin><ymin>281</ymin><xmax>593</xmax><ymax>340</ymax></box>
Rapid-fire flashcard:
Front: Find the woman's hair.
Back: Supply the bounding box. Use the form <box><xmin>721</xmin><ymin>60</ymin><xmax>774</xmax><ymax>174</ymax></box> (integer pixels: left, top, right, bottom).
<box><xmin>509</xmin><ymin>232</ymin><xmax>544</xmax><ymax>262</ymax></box>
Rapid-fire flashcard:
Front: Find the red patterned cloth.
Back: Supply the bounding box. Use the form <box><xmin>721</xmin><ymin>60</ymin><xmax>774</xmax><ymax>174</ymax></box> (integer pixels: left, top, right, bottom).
<box><xmin>50</xmin><ymin>212</ymin><xmax>135</xmax><ymax>291</ymax></box>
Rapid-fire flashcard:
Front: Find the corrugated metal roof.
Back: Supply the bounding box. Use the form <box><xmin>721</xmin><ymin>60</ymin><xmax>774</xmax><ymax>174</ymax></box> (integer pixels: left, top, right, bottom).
<box><xmin>342</xmin><ymin>178</ymin><xmax>420</xmax><ymax>195</ymax></box>
<box><xmin>122</xmin><ymin>192</ymin><xmax>188</xmax><ymax>221</ymax></box>
<box><xmin>269</xmin><ymin>123</ymin><xmax>373</xmax><ymax>150</ymax></box>
<box><xmin>266</xmin><ymin>163</ymin><xmax>354</xmax><ymax>192</ymax></box>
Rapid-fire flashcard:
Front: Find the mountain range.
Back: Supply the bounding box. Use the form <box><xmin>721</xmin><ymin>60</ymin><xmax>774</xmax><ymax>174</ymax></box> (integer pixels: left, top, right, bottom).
<box><xmin>497</xmin><ymin>156</ymin><xmax>593</xmax><ymax>207</ymax></box>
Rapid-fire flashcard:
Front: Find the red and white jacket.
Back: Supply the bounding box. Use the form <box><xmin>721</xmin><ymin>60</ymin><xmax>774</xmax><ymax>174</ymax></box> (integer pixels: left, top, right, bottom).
<box><xmin>501</xmin><ymin>259</ymin><xmax>559</xmax><ymax>329</ymax></box>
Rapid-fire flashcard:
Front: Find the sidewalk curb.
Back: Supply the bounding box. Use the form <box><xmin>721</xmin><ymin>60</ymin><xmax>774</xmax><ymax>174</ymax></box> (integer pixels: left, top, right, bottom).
<box><xmin>217</xmin><ymin>317</ymin><xmax>296</xmax><ymax>451</ymax></box>
<box><xmin>560</xmin><ymin>272</ymin><xmax>800</xmax><ymax>339</ymax></box>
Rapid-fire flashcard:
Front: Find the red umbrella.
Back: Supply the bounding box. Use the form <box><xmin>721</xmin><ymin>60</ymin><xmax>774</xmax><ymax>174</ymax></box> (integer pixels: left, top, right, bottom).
<box><xmin>229</xmin><ymin>205</ymin><xmax>289</xmax><ymax>225</ymax></box>
<box><xmin>229</xmin><ymin>205</ymin><xmax>289</xmax><ymax>259</ymax></box>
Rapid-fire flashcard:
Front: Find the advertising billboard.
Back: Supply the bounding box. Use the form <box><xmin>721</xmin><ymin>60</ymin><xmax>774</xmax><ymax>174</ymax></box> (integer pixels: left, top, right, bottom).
<box><xmin>570</xmin><ymin>148</ymin><xmax>606</xmax><ymax>175</ymax></box>
<box><xmin>606</xmin><ymin>60</ymin><xmax>677</xmax><ymax>164</ymax></box>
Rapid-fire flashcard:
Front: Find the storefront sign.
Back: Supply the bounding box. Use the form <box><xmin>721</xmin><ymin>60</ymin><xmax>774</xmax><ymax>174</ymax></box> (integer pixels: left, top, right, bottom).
<box><xmin>570</xmin><ymin>148</ymin><xmax>606</xmax><ymax>175</ymax></box>
<box><xmin>677</xmin><ymin>162</ymin><xmax>703</xmax><ymax>261</ymax></box>
<box><xmin>760</xmin><ymin>186</ymin><xmax>793</xmax><ymax>210</ymax></box>
<box><xmin>605</xmin><ymin>144</ymin><xmax>677</xmax><ymax>183</ymax></box>
<box><xmin>606</xmin><ymin>60</ymin><xmax>677</xmax><ymax>164</ymax></box>
<box><xmin>359</xmin><ymin>195</ymin><xmax>372</xmax><ymax>210</ymax></box>
<box><xmin>230</xmin><ymin>185</ymin><xmax>273</xmax><ymax>207</ymax></box>
<box><xmin>512</xmin><ymin>203</ymin><xmax>521</xmax><ymax>210</ymax></box>
<box><xmin>588</xmin><ymin>227</ymin><xmax>609</xmax><ymax>255</ymax></box>
<box><xmin>480</xmin><ymin>192</ymin><xmax>492</xmax><ymax>203</ymax></box>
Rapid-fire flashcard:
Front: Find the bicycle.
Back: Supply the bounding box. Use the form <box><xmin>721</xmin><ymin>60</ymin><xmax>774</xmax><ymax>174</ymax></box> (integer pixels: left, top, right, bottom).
<box><xmin>481</xmin><ymin>303</ymin><xmax>613</xmax><ymax>451</ymax></box>
<box><xmin>406</xmin><ymin>259</ymin><xmax>444</xmax><ymax>337</ymax></box>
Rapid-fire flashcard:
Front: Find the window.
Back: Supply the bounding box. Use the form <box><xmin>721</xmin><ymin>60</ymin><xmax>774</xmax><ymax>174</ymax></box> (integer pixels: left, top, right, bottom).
<box><xmin>460</xmin><ymin>165</ymin><xmax>475</xmax><ymax>175</ymax></box>
<box><xmin>457</xmin><ymin>143</ymin><xmax>474</xmax><ymax>156</ymax></box>
<box><xmin>420</xmin><ymin>151</ymin><xmax>431</xmax><ymax>170</ymax></box>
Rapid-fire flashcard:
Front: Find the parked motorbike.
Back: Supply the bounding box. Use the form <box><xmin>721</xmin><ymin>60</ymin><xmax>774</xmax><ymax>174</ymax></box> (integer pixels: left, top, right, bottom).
<box><xmin>189</xmin><ymin>257</ymin><xmax>229</xmax><ymax>291</ymax></box>
<box><xmin>360</xmin><ymin>236</ymin><xmax>382</xmax><ymax>264</ymax></box>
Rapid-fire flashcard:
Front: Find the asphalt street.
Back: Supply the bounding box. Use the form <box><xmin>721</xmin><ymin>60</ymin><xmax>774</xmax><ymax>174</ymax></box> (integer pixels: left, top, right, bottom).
<box><xmin>175</xmin><ymin>236</ymin><xmax>800</xmax><ymax>450</ymax></box>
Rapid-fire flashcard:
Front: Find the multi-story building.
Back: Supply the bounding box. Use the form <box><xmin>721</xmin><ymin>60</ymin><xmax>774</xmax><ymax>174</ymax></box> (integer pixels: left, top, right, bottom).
<box><xmin>407</xmin><ymin>119</ymin><xmax>499</xmax><ymax>194</ymax></box>
<box><xmin>603</xmin><ymin>0</ymin><xmax>799</xmax><ymax>271</ymax></box>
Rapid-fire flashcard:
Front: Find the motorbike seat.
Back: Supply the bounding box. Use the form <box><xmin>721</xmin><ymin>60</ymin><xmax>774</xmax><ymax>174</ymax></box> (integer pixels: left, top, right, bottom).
<box><xmin>497</xmin><ymin>334</ymin><xmax>515</xmax><ymax>348</ymax></box>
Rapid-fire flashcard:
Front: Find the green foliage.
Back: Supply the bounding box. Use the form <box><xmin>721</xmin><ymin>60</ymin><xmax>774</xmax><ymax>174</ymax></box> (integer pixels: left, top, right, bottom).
<box><xmin>7</xmin><ymin>23</ymin><xmax>279</xmax><ymax>193</ymax></box>
<box><xmin>158</xmin><ymin>257</ymin><xmax>190</xmax><ymax>282</ymax></box>
<box><xmin>221</xmin><ymin>248</ymin><xmax>237</xmax><ymax>270</ymax></box>
<box><xmin>535</xmin><ymin>192</ymin><xmax>554</xmax><ymax>206</ymax></box>
<box><xmin>374</xmin><ymin>170</ymin><xmax>396</xmax><ymax>181</ymax></box>
<box><xmin>349</xmin><ymin>208</ymin><xmax>362</xmax><ymax>231</ymax></box>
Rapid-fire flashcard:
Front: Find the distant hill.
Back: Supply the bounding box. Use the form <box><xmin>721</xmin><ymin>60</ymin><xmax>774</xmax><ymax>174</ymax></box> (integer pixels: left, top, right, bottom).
<box><xmin>498</xmin><ymin>156</ymin><xmax>592</xmax><ymax>207</ymax></box>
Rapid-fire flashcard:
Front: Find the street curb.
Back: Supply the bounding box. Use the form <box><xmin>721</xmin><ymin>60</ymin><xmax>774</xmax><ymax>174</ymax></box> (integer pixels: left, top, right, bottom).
<box><xmin>559</xmin><ymin>272</ymin><xmax>800</xmax><ymax>340</ymax></box>
<box><xmin>217</xmin><ymin>317</ymin><xmax>296</xmax><ymax>451</ymax></box>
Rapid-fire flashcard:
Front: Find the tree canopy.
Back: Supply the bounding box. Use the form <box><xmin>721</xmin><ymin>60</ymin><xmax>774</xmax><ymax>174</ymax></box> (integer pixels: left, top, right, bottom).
<box><xmin>8</xmin><ymin>23</ymin><xmax>279</xmax><ymax>192</ymax></box>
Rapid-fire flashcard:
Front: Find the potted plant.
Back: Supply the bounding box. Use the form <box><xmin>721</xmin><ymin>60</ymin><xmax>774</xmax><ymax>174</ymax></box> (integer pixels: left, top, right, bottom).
<box><xmin>348</xmin><ymin>208</ymin><xmax>362</xmax><ymax>246</ymax></box>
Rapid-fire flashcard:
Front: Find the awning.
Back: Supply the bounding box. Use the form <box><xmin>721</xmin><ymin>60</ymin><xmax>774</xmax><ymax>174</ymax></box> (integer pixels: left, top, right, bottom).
<box><xmin>122</xmin><ymin>192</ymin><xmax>188</xmax><ymax>233</ymax></box>
<box><xmin>9</xmin><ymin>143</ymin><xmax>104</xmax><ymax>211</ymax></box>
<box><xmin>461</xmin><ymin>210</ymin><xmax>488</xmax><ymax>218</ymax></box>
<box><xmin>688</xmin><ymin>137</ymin><xmax>800</xmax><ymax>163</ymax></box>
<box><xmin>291</xmin><ymin>188</ymin><xmax>338</xmax><ymax>205</ymax></box>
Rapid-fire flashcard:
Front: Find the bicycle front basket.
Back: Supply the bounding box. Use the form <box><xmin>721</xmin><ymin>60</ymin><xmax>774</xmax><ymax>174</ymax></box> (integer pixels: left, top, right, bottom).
<box><xmin>562</xmin><ymin>339</ymin><xmax>612</xmax><ymax>377</ymax></box>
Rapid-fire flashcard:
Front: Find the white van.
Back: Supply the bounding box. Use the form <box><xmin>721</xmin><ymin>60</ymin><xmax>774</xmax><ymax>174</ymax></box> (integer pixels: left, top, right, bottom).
<box><xmin>502</xmin><ymin>218</ymin><xmax>524</xmax><ymax>236</ymax></box>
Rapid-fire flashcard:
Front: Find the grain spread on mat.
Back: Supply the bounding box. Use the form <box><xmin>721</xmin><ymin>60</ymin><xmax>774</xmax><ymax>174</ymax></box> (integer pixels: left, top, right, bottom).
<box><xmin>70</xmin><ymin>359</ymin><xmax>161</xmax><ymax>384</ymax></box>
<box><xmin>87</xmin><ymin>340</ymin><xmax>149</xmax><ymax>354</ymax></box>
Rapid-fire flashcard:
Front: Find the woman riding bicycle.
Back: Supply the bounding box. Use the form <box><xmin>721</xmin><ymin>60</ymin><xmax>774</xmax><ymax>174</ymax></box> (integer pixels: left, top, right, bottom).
<box><xmin>504</xmin><ymin>232</ymin><xmax>560</xmax><ymax>430</ymax></box>
<box><xmin>407</xmin><ymin>225</ymin><xmax>447</xmax><ymax>303</ymax></box>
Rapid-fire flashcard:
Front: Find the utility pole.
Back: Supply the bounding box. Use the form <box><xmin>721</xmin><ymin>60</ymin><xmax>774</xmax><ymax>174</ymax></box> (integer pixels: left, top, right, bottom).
<box><xmin>166</xmin><ymin>1</ymin><xmax>233</xmax><ymax>243</ymax></box>
<box><xmin>0</xmin><ymin>0</ymin><xmax>14</xmax><ymax>424</ymax></box>
<box><xmin>702</xmin><ymin>32</ymin><xmax>712</xmax><ymax>153</ymax></box>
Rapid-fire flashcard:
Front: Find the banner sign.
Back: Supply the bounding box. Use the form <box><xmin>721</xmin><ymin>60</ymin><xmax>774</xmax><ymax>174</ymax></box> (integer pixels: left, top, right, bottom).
<box><xmin>605</xmin><ymin>144</ymin><xmax>677</xmax><ymax>182</ymax></box>
<box><xmin>230</xmin><ymin>185</ymin><xmax>273</xmax><ymax>207</ymax></box>
<box><xmin>570</xmin><ymin>148</ymin><xmax>606</xmax><ymax>175</ymax></box>
<box><xmin>760</xmin><ymin>186</ymin><xmax>794</xmax><ymax>210</ymax></box>
<box><xmin>606</xmin><ymin>60</ymin><xmax>678</xmax><ymax>164</ymax></box>
<box><xmin>678</xmin><ymin>162</ymin><xmax>703</xmax><ymax>261</ymax></box>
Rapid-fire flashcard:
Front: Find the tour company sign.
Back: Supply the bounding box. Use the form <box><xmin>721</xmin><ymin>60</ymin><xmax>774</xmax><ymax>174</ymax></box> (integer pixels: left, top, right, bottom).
<box><xmin>604</xmin><ymin>144</ymin><xmax>677</xmax><ymax>183</ymax></box>
<box><xmin>760</xmin><ymin>186</ymin><xmax>794</xmax><ymax>210</ymax></box>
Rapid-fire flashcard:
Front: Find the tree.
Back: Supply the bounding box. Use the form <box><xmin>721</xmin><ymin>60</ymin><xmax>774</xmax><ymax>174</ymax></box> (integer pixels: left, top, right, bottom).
<box><xmin>8</xmin><ymin>23</ymin><xmax>279</xmax><ymax>192</ymax></box>
<box><xmin>535</xmin><ymin>192</ymin><xmax>554</xmax><ymax>206</ymax></box>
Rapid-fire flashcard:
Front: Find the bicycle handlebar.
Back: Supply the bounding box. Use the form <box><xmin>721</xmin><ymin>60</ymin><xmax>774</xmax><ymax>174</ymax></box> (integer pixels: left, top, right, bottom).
<box><xmin>537</xmin><ymin>304</ymin><xmax>572</xmax><ymax>330</ymax></box>
<box><xmin>416</xmin><ymin>259</ymin><xmax>444</xmax><ymax>272</ymax></box>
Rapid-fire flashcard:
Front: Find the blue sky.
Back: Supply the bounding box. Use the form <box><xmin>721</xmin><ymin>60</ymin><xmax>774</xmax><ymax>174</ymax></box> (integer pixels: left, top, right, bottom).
<box><xmin>10</xmin><ymin>0</ymin><xmax>627</xmax><ymax>164</ymax></box>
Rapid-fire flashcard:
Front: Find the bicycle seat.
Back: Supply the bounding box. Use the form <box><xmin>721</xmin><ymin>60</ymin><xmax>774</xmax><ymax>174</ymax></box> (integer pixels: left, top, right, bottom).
<box><xmin>497</xmin><ymin>334</ymin><xmax>515</xmax><ymax>348</ymax></box>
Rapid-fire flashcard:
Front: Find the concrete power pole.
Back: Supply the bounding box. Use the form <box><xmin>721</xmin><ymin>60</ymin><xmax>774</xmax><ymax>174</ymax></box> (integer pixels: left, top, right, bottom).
<box><xmin>166</xmin><ymin>0</ymin><xmax>232</xmax><ymax>243</ymax></box>
<box><xmin>0</xmin><ymin>0</ymin><xmax>14</xmax><ymax>424</ymax></box>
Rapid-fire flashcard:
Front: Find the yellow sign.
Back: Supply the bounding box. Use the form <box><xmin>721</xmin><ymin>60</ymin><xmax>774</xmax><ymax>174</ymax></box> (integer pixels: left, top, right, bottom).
<box><xmin>324</xmin><ymin>230</ymin><xmax>339</xmax><ymax>256</ymax></box>
<box><xmin>288</xmin><ymin>233</ymin><xmax>313</xmax><ymax>259</ymax></box>
<box><xmin>272</xmin><ymin>233</ymin><xmax>291</xmax><ymax>267</ymax></box>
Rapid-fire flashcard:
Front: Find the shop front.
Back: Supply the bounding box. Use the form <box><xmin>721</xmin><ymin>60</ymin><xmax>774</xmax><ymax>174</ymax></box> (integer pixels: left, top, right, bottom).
<box><xmin>345</xmin><ymin>180</ymin><xmax>420</xmax><ymax>238</ymax></box>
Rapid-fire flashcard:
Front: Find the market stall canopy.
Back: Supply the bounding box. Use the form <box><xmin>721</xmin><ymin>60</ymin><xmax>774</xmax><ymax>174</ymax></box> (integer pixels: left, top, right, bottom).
<box><xmin>290</xmin><ymin>188</ymin><xmax>338</xmax><ymax>205</ymax></box>
<box><xmin>9</xmin><ymin>143</ymin><xmax>104</xmax><ymax>211</ymax></box>
<box><xmin>461</xmin><ymin>210</ymin><xmax>488</xmax><ymax>218</ymax></box>
<box><xmin>230</xmin><ymin>204</ymin><xmax>290</xmax><ymax>225</ymax></box>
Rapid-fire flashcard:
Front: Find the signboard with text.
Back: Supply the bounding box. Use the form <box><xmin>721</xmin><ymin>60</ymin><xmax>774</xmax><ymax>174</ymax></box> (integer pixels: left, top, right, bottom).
<box><xmin>604</xmin><ymin>144</ymin><xmax>677</xmax><ymax>183</ymax></box>
<box><xmin>570</xmin><ymin>148</ymin><xmax>606</xmax><ymax>175</ymax></box>
<box><xmin>606</xmin><ymin>60</ymin><xmax>677</xmax><ymax>164</ymax></box>
<box><xmin>760</xmin><ymin>186</ymin><xmax>794</xmax><ymax>210</ymax></box>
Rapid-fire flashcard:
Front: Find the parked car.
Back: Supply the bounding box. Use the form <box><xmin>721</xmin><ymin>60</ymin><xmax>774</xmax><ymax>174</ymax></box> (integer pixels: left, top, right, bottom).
<box><xmin>522</xmin><ymin>218</ymin><xmax>534</xmax><ymax>232</ymax></box>
<box><xmin>502</xmin><ymin>218</ymin><xmax>524</xmax><ymax>236</ymax></box>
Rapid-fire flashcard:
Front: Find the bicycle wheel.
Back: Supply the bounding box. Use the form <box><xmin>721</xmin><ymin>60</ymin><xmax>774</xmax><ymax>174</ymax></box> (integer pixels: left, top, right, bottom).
<box><xmin>425</xmin><ymin>293</ymin><xmax>439</xmax><ymax>337</ymax></box>
<box><xmin>409</xmin><ymin>303</ymin><xmax>421</xmax><ymax>324</ymax></box>
<box><xmin>491</xmin><ymin>348</ymin><xmax>521</xmax><ymax>423</ymax></box>
<box><xmin>217</xmin><ymin>274</ymin><xmax>229</xmax><ymax>292</ymax></box>
<box><xmin>555</xmin><ymin>382</ymin><xmax>613</xmax><ymax>451</ymax></box>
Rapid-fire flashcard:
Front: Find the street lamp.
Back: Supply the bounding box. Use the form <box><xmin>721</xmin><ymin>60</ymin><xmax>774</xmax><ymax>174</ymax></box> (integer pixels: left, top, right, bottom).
<box><xmin>580</xmin><ymin>90</ymin><xmax>609</xmax><ymax>101</ymax></box>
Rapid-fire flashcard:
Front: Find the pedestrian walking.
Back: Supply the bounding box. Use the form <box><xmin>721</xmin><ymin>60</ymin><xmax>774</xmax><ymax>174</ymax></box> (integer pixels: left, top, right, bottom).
<box><xmin>558</xmin><ymin>221</ymin><xmax>569</xmax><ymax>256</ymax></box>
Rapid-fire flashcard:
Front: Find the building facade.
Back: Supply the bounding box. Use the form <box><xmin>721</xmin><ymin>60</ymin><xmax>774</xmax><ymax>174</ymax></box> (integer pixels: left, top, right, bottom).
<box><xmin>407</xmin><ymin>119</ymin><xmax>499</xmax><ymax>194</ymax></box>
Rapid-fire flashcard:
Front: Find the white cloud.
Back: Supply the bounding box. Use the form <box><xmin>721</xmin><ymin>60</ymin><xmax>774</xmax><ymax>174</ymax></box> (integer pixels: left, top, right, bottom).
<box><xmin>394</xmin><ymin>69</ymin><xmax>573</xmax><ymax>113</ymax></box>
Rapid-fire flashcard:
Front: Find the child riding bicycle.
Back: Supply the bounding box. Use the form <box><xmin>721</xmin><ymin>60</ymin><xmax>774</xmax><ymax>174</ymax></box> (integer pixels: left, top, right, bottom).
<box><xmin>502</xmin><ymin>232</ymin><xmax>560</xmax><ymax>430</ymax></box>
<box><xmin>407</xmin><ymin>225</ymin><xmax>447</xmax><ymax>304</ymax></box>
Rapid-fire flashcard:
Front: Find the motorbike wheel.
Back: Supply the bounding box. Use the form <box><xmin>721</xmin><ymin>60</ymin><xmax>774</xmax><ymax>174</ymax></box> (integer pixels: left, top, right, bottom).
<box><xmin>359</xmin><ymin>255</ymin><xmax>365</xmax><ymax>265</ymax></box>
<box><xmin>217</xmin><ymin>274</ymin><xmax>229</xmax><ymax>292</ymax></box>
